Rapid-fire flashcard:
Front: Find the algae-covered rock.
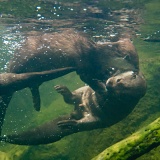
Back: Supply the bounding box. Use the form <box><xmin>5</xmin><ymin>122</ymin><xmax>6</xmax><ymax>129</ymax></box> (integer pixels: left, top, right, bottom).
<box><xmin>92</xmin><ymin>117</ymin><xmax>160</xmax><ymax>160</ymax></box>
<box><xmin>0</xmin><ymin>151</ymin><xmax>11</xmax><ymax>160</ymax></box>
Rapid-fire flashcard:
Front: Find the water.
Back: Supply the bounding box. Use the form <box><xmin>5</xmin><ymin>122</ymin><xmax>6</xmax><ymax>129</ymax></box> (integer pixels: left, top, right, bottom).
<box><xmin>0</xmin><ymin>0</ymin><xmax>160</xmax><ymax>159</ymax></box>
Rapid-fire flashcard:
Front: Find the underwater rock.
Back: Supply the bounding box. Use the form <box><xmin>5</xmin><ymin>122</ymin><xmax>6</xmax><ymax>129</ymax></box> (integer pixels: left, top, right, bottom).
<box><xmin>0</xmin><ymin>71</ymin><xmax>146</xmax><ymax>145</ymax></box>
<box><xmin>92</xmin><ymin>117</ymin><xmax>160</xmax><ymax>160</ymax></box>
<box><xmin>0</xmin><ymin>151</ymin><xmax>11</xmax><ymax>160</ymax></box>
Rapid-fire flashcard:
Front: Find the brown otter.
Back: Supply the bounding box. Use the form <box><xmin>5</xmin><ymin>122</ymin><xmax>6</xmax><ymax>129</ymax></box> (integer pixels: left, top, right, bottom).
<box><xmin>0</xmin><ymin>29</ymin><xmax>145</xmax><ymax>144</ymax></box>
<box><xmin>55</xmin><ymin>71</ymin><xmax>146</xmax><ymax>129</ymax></box>
<box><xmin>0</xmin><ymin>30</ymin><xmax>140</xmax><ymax>136</ymax></box>
<box><xmin>8</xmin><ymin>30</ymin><xmax>139</xmax><ymax>92</ymax></box>
<box><xmin>0</xmin><ymin>71</ymin><xmax>146</xmax><ymax>145</ymax></box>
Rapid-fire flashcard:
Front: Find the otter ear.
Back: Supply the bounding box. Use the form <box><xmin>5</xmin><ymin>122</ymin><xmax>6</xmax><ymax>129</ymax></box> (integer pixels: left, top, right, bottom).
<box><xmin>30</xmin><ymin>86</ymin><xmax>41</xmax><ymax>111</ymax></box>
<box><xmin>123</xmin><ymin>54</ymin><xmax>130</xmax><ymax>61</ymax></box>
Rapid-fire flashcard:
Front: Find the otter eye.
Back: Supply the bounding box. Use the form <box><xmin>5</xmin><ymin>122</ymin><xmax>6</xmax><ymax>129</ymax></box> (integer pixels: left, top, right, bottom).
<box><xmin>132</xmin><ymin>73</ymin><xmax>137</xmax><ymax>79</ymax></box>
<box><xmin>117</xmin><ymin>78</ymin><xmax>121</xmax><ymax>83</ymax></box>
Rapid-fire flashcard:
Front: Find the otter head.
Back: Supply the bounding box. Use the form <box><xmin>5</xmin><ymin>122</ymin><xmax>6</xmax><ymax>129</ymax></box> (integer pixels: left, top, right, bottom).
<box><xmin>106</xmin><ymin>71</ymin><xmax>147</xmax><ymax>100</ymax></box>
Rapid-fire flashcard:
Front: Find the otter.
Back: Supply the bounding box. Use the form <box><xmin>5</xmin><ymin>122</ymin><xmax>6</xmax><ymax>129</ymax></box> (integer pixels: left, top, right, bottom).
<box><xmin>0</xmin><ymin>71</ymin><xmax>146</xmax><ymax>145</ymax></box>
<box><xmin>0</xmin><ymin>29</ymin><xmax>145</xmax><ymax>143</ymax></box>
<box><xmin>8</xmin><ymin>29</ymin><xmax>139</xmax><ymax>93</ymax></box>
<box><xmin>55</xmin><ymin>71</ymin><xmax>146</xmax><ymax>129</ymax></box>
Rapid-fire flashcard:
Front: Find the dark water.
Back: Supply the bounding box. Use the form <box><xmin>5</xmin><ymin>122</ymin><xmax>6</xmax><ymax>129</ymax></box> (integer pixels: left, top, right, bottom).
<box><xmin>0</xmin><ymin>0</ymin><xmax>160</xmax><ymax>160</ymax></box>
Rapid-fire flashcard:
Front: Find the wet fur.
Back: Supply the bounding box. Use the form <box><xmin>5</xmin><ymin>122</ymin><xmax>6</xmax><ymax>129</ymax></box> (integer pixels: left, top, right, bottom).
<box><xmin>0</xmin><ymin>71</ymin><xmax>146</xmax><ymax>145</ymax></box>
<box><xmin>9</xmin><ymin>30</ymin><xmax>139</xmax><ymax>90</ymax></box>
<box><xmin>0</xmin><ymin>30</ymin><xmax>146</xmax><ymax>144</ymax></box>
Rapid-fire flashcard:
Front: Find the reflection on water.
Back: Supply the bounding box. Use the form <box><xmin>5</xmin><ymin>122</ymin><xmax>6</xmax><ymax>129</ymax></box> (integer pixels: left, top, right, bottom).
<box><xmin>0</xmin><ymin>0</ymin><xmax>160</xmax><ymax>160</ymax></box>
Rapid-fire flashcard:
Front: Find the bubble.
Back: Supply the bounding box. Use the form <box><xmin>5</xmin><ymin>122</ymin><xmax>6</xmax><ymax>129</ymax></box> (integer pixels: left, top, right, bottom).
<box><xmin>37</xmin><ymin>14</ymin><xmax>41</xmax><ymax>17</ymax></box>
<box><xmin>3</xmin><ymin>40</ymin><xmax>9</xmax><ymax>45</ymax></box>
<box><xmin>110</xmin><ymin>34</ymin><xmax>116</xmax><ymax>37</ymax></box>
<box><xmin>36</xmin><ymin>6</ymin><xmax>41</xmax><ymax>10</ymax></box>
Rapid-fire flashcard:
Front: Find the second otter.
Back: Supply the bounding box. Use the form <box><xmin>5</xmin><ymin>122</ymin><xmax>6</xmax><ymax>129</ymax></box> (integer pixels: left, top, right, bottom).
<box><xmin>55</xmin><ymin>71</ymin><xmax>146</xmax><ymax>130</ymax></box>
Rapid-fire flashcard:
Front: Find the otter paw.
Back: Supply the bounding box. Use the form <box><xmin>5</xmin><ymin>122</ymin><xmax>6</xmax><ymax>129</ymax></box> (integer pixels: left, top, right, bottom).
<box><xmin>57</xmin><ymin>120</ymin><xmax>77</xmax><ymax>128</ymax></box>
<box><xmin>54</xmin><ymin>85</ymin><xmax>71</xmax><ymax>95</ymax></box>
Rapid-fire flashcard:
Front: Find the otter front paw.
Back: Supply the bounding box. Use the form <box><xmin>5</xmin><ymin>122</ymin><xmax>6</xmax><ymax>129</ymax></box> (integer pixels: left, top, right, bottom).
<box><xmin>54</xmin><ymin>85</ymin><xmax>72</xmax><ymax>96</ymax></box>
<box><xmin>57</xmin><ymin>120</ymin><xmax>77</xmax><ymax>129</ymax></box>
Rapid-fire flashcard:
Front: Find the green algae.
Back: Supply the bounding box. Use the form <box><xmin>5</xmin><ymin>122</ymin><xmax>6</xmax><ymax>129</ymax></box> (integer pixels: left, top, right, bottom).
<box><xmin>92</xmin><ymin>118</ymin><xmax>160</xmax><ymax>160</ymax></box>
<box><xmin>0</xmin><ymin>151</ymin><xmax>11</xmax><ymax>160</ymax></box>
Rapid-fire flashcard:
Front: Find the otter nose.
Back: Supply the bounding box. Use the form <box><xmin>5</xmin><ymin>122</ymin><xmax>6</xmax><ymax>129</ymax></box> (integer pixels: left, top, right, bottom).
<box><xmin>106</xmin><ymin>79</ymin><xmax>114</xmax><ymax>90</ymax></box>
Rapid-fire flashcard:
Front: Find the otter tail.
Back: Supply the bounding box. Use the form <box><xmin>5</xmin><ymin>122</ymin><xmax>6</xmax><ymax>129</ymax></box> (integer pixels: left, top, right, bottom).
<box><xmin>0</xmin><ymin>115</ymin><xmax>77</xmax><ymax>145</ymax></box>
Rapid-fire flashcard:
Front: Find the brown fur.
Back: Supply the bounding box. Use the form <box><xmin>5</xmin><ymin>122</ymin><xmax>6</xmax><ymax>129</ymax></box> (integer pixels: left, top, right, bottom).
<box><xmin>0</xmin><ymin>71</ymin><xmax>146</xmax><ymax>145</ymax></box>
<box><xmin>9</xmin><ymin>30</ymin><xmax>139</xmax><ymax>91</ymax></box>
<box><xmin>55</xmin><ymin>71</ymin><xmax>146</xmax><ymax>129</ymax></box>
<box><xmin>0</xmin><ymin>30</ymin><xmax>146</xmax><ymax>145</ymax></box>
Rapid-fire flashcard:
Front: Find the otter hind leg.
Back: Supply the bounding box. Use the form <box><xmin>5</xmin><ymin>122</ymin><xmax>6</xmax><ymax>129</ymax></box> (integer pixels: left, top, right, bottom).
<box><xmin>57</xmin><ymin>119</ymin><xmax>78</xmax><ymax>129</ymax></box>
<box><xmin>57</xmin><ymin>113</ymin><xmax>100</xmax><ymax>130</ymax></box>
